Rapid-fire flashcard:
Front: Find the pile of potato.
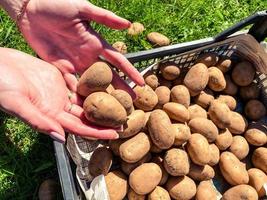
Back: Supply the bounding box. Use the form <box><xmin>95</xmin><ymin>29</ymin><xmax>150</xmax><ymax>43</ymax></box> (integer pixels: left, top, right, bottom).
<box><xmin>77</xmin><ymin>53</ymin><xmax>267</xmax><ymax>200</ymax></box>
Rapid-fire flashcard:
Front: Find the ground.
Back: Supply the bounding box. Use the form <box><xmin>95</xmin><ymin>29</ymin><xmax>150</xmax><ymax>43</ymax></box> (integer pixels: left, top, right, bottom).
<box><xmin>0</xmin><ymin>0</ymin><xmax>266</xmax><ymax>199</ymax></box>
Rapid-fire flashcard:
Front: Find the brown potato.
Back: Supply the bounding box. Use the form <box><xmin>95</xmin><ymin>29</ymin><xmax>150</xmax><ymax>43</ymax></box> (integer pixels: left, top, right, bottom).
<box><xmin>128</xmin><ymin>22</ymin><xmax>145</xmax><ymax>36</ymax></box>
<box><xmin>119</xmin><ymin>110</ymin><xmax>145</xmax><ymax>138</ymax></box>
<box><xmin>219</xmin><ymin>151</ymin><xmax>249</xmax><ymax>185</ymax></box>
<box><xmin>215</xmin><ymin>128</ymin><xmax>233</xmax><ymax>151</ymax></box>
<box><xmin>147</xmin><ymin>32</ymin><xmax>171</xmax><ymax>46</ymax></box>
<box><xmin>77</xmin><ymin>62</ymin><xmax>112</xmax><ymax>97</ymax></box>
<box><xmin>228</xmin><ymin>112</ymin><xmax>248</xmax><ymax>134</ymax></box>
<box><xmin>163</xmin><ymin>102</ymin><xmax>190</xmax><ymax>123</ymax></box>
<box><xmin>89</xmin><ymin>147</ymin><xmax>113</xmax><ymax>177</ymax></box>
<box><xmin>222</xmin><ymin>185</ymin><xmax>258</xmax><ymax>200</ymax></box>
<box><xmin>188</xmin><ymin>104</ymin><xmax>207</xmax><ymax>120</ymax></box>
<box><xmin>248</xmin><ymin>168</ymin><xmax>267</xmax><ymax>197</ymax></box>
<box><xmin>108</xmin><ymin>139</ymin><xmax>125</xmax><ymax>156</ymax></box>
<box><xmin>148</xmin><ymin>186</ymin><xmax>171</xmax><ymax>200</ymax></box>
<box><xmin>208</xmin><ymin>144</ymin><xmax>220</xmax><ymax>166</ymax></box>
<box><xmin>129</xmin><ymin>163</ymin><xmax>162</xmax><ymax>195</ymax></box>
<box><xmin>142</xmin><ymin>111</ymin><xmax>151</xmax><ymax>131</ymax></box>
<box><xmin>151</xmin><ymin>156</ymin><xmax>169</xmax><ymax>185</ymax></box>
<box><xmin>196</xmin><ymin>52</ymin><xmax>219</xmax><ymax>67</ymax></box>
<box><xmin>208</xmin><ymin>99</ymin><xmax>231</xmax><ymax>129</ymax></box>
<box><xmin>150</xmin><ymin>144</ymin><xmax>162</xmax><ymax>153</ymax></box>
<box><xmin>38</xmin><ymin>179</ymin><xmax>58</xmax><ymax>200</ymax></box>
<box><xmin>148</xmin><ymin>109</ymin><xmax>175</xmax><ymax>149</ymax></box>
<box><xmin>111</xmin><ymin>89</ymin><xmax>133</xmax><ymax>115</ymax></box>
<box><xmin>229</xmin><ymin>136</ymin><xmax>249</xmax><ymax>160</ymax></box>
<box><xmin>216</xmin><ymin>57</ymin><xmax>232</xmax><ymax>73</ymax></box>
<box><xmin>231</xmin><ymin>61</ymin><xmax>255</xmax><ymax>86</ymax></box>
<box><xmin>134</xmin><ymin>85</ymin><xmax>158</xmax><ymax>111</ymax></box>
<box><xmin>196</xmin><ymin>180</ymin><xmax>217</xmax><ymax>200</ymax></box>
<box><xmin>208</xmin><ymin>67</ymin><xmax>226</xmax><ymax>91</ymax></box>
<box><xmin>166</xmin><ymin>176</ymin><xmax>197</xmax><ymax>200</ymax></box>
<box><xmin>245</xmin><ymin>100</ymin><xmax>266</xmax><ymax>121</ymax></box>
<box><xmin>252</xmin><ymin>147</ymin><xmax>267</xmax><ymax>174</ymax></box>
<box><xmin>144</xmin><ymin>71</ymin><xmax>159</xmax><ymax>90</ymax></box>
<box><xmin>217</xmin><ymin>95</ymin><xmax>237</xmax><ymax>110</ymax></box>
<box><xmin>173</xmin><ymin>123</ymin><xmax>191</xmax><ymax>146</ymax></box>
<box><xmin>155</xmin><ymin>86</ymin><xmax>170</xmax><ymax>108</ymax></box>
<box><xmin>188</xmin><ymin>118</ymin><xmax>218</xmax><ymax>142</ymax></box>
<box><xmin>187</xmin><ymin>133</ymin><xmax>210</xmax><ymax>166</ymax></box>
<box><xmin>184</xmin><ymin>63</ymin><xmax>209</xmax><ymax>96</ymax></box>
<box><xmin>244</xmin><ymin>122</ymin><xmax>267</xmax><ymax>146</ymax></box>
<box><xmin>223</xmin><ymin>75</ymin><xmax>238</xmax><ymax>96</ymax></box>
<box><xmin>164</xmin><ymin>148</ymin><xmax>190</xmax><ymax>176</ymax></box>
<box><xmin>240</xmin><ymin>82</ymin><xmax>260</xmax><ymax>100</ymax></box>
<box><xmin>159</xmin><ymin>62</ymin><xmax>180</xmax><ymax>81</ymax></box>
<box><xmin>170</xmin><ymin>85</ymin><xmax>190</xmax><ymax>107</ymax></box>
<box><xmin>119</xmin><ymin>132</ymin><xmax>151</xmax><ymax>163</ymax></box>
<box><xmin>105</xmin><ymin>170</ymin><xmax>128</xmax><ymax>200</ymax></box>
<box><xmin>106</xmin><ymin>84</ymin><xmax>115</xmax><ymax>94</ymax></box>
<box><xmin>83</xmin><ymin>92</ymin><xmax>127</xmax><ymax>127</ymax></box>
<box><xmin>112</xmin><ymin>41</ymin><xmax>127</xmax><ymax>54</ymax></box>
<box><xmin>188</xmin><ymin>163</ymin><xmax>215</xmax><ymax>181</ymax></box>
<box><xmin>128</xmin><ymin>188</ymin><xmax>145</xmax><ymax>200</ymax></box>
<box><xmin>194</xmin><ymin>89</ymin><xmax>214</xmax><ymax>108</ymax></box>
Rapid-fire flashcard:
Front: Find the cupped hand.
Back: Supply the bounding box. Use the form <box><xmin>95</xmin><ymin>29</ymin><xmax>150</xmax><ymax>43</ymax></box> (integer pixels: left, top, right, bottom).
<box><xmin>0</xmin><ymin>48</ymin><xmax>119</xmax><ymax>142</ymax></box>
<box><xmin>19</xmin><ymin>0</ymin><xmax>144</xmax><ymax>91</ymax></box>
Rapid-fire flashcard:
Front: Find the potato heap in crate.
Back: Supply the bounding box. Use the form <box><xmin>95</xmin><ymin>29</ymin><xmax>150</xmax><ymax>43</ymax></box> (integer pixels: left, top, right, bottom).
<box><xmin>77</xmin><ymin>53</ymin><xmax>267</xmax><ymax>200</ymax></box>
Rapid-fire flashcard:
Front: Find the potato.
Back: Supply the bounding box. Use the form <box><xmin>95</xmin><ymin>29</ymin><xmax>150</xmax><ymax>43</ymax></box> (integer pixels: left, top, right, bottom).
<box><xmin>119</xmin><ymin>132</ymin><xmax>151</xmax><ymax>163</ymax></box>
<box><xmin>148</xmin><ymin>109</ymin><xmax>175</xmax><ymax>149</ymax></box>
<box><xmin>248</xmin><ymin>168</ymin><xmax>267</xmax><ymax>197</ymax></box>
<box><xmin>195</xmin><ymin>180</ymin><xmax>217</xmax><ymax>200</ymax></box>
<box><xmin>240</xmin><ymin>82</ymin><xmax>260</xmax><ymax>100</ymax></box>
<box><xmin>216</xmin><ymin>57</ymin><xmax>232</xmax><ymax>73</ymax></box>
<box><xmin>159</xmin><ymin>62</ymin><xmax>180</xmax><ymax>80</ymax></box>
<box><xmin>217</xmin><ymin>95</ymin><xmax>237</xmax><ymax>110</ymax></box>
<box><xmin>158</xmin><ymin>74</ymin><xmax>173</xmax><ymax>88</ymax></box>
<box><xmin>151</xmin><ymin>156</ymin><xmax>169</xmax><ymax>185</ymax></box>
<box><xmin>109</xmin><ymin>139</ymin><xmax>125</xmax><ymax>156</ymax></box>
<box><xmin>184</xmin><ymin>63</ymin><xmax>209</xmax><ymax>96</ymax></box>
<box><xmin>229</xmin><ymin>136</ymin><xmax>249</xmax><ymax>160</ymax></box>
<box><xmin>252</xmin><ymin>147</ymin><xmax>267</xmax><ymax>174</ymax></box>
<box><xmin>112</xmin><ymin>41</ymin><xmax>127</xmax><ymax>54</ymax></box>
<box><xmin>222</xmin><ymin>185</ymin><xmax>258</xmax><ymax>200</ymax></box>
<box><xmin>188</xmin><ymin>118</ymin><xmax>218</xmax><ymax>142</ymax></box>
<box><xmin>208</xmin><ymin>67</ymin><xmax>226</xmax><ymax>91</ymax></box>
<box><xmin>77</xmin><ymin>62</ymin><xmax>112</xmax><ymax>97</ymax></box>
<box><xmin>228</xmin><ymin>112</ymin><xmax>248</xmax><ymax>134</ymax></box>
<box><xmin>38</xmin><ymin>179</ymin><xmax>58</xmax><ymax>200</ymax></box>
<box><xmin>83</xmin><ymin>92</ymin><xmax>127</xmax><ymax>127</ymax></box>
<box><xmin>106</xmin><ymin>84</ymin><xmax>115</xmax><ymax>94</ymax></box>
<box><xmin>129</xmin><ymin>163</ymin><xmax>162</xmax><ymax>195</ymax></box>
<box><xmin>155</xmin><ymin>86</ymin><xmax>170</xmax><ymax>108</ymax></box>
<box><xmin>219</xmin><ymin>151</ymin><xmax>249</xmax><ymax>185</ymax></box>
<box><xmin>128</xmin><ymin>188</ymin><xmax>145</xmax><ymax>200</ymax></box>
<box><xmin>170</xmin><ymin>85</ymin><xmax>190</xmax><ymax>107</ymax></box>
<box><xmin>118</xmin><ymin>110</ymin><xmax>145</xmax><ymax>138</ymax></box>
<box><xmin>144</xmin><ymin>71</ymin><xmax>159</xmax><ymax>90</ymax></box>
<box><xmin>188</xmin><ymin>104</ymin><xmax>207</xmax><ymax>120</ymax></box>
<box><xmin>111</xmin><ymin>89</ymin><xmax>133</xmax><ymax>115</ymax></box>
<box><xmin>245</xmin><ymin>122</ymin><xmax>267</xmax><ymax>146</ymax></box>
<box><xmin>148</xmin><ymin>186</ymin><xmax>171</xmax><ymax>200</ymax></box>
<box><xmin>196</xmin><ymin>52</ymin><xmax>219</xmax><ymax>67</ymax></box>
<box><xmin>142</xmin><ymin>111</ymin><xmax>151</xmax><ymax>131</ymax></box>
<box><xmin>223</xmin><ymin>74</ymin><xmax>238</xmax><ymax>96</ymax></box>
<box><xmin>166</xmin><ymin>176</ymin><xmax>197</xmax><ymax>200</ymax></box>
<box><xmin>163</xmin><ymin>102</ymin><xmax>189</xmax><ymax>123</ymax></box>
<box><xmin>164</xmin><ymin>148</ymin><xmax>190</xmax><ymax>176</ymax></box>
<box><xmin>194</xmin><ymin>88</ymin><xmax>214</xmax><ymax>108</ymax></box>
<box><xmin>208</xmin><ymin>99</ymin><xmax>231</xmax><ymax>129</ymax></box>
<box><xmin>89</xmin><ymin>147</ymin><xmax>113</xmax><ymax>177</ymax></box>
<box><xmin>121</xmin><ymin>153</ymin><xmax>152</xmax><ymax>175</ymax></box>
<box><xmin>128</xmin><ymin>22</ymin><xmax>145</xmax><ymax>36</ymax></box>
<box><xmin>245</xmin><ymin>100</ymin><xmax>266</xmax><ymax>120</ymax></box>
<box><xmin>232</xmin><ymin>61</ymin><xmax>255</xmax><ymax>86</ymax></box>
<box><xmin>147</xmin><ymin>32</ymin><xmax>171</xmax><ymax>46</ymax></box>
<box><xmin>105</xmin><ymin>170</ymin><xmax>128</xmax><ymax>200</ymax></box>
<box><xmin>173</xmin><ymin>123</ymin><xmax>191</xmax><ymax>146</ymax></box>
<box><xmin>187</xmin><ymin>133</ymin><xmax>210</xmax><ymax>166</ymax></box>
<box><xmin>188</xmin><ymin>164</ymin><xmax>215</xmax><ymax>181</ymax></box>
<box><xmin>150</xmin><ymin>144</ymin><xmax>162</xmax><ymax>153</ymax></box>
<box><xmin>133</xmin><ymin>85</ymin><xmax>158</xmax><ymax>111</ymax></box>
<box><xmin>208</xmin><ymin>144</ymin><xmax>220</xmax><ymax>166</ymax></box>
<box><xmin>215</xmin><ymin>128</ymin><xmax>233</xmax><ymax>151</ymax></box>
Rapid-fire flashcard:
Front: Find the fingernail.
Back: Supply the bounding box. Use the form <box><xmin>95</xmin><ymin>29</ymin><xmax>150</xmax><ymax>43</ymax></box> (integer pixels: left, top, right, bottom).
<box><xmin>50</xmin><ymin>132</ymin><xmax>66</xmax><ymax>143</ymax></box>
<box><xmin>114</xmin><ymin>133</ymin><xmax>120</xmax><ymax>139</ymax></box>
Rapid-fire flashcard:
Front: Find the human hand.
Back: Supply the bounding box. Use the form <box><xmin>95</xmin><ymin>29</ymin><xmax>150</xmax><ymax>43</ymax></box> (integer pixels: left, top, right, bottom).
<box><xmin>0</xmin><ymin>48</ymin><xmax>119</xmax><ymax>143</ymax></box>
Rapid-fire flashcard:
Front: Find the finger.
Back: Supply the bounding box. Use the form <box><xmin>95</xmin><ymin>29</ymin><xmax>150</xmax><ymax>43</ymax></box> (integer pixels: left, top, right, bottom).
<box><xmin>64</xmin><ymin>73</ymin><xmax>78</xmax><ymax>92</ymax></box>
<box><xmin>65</xmin><ymin>103</ymin><xmax>84</xmax><ymax>118</ymax></box>
<box><xmin>57</xmin><ymin>112</ymin><xmax>119</xmax><ymax>140</ymax></box>
<box><xmin>68</xmin><ymin>92</ymin><xmax>83</xmax><ymax>106</ymax></box>
<box><xmin>81</xmin><ymin>3</ymin><xmax>131</xmax><ymax>30</ymax></box>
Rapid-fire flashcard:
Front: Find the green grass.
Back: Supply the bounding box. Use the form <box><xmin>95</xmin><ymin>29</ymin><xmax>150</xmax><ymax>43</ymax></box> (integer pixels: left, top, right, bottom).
<box><xmin>0</xmin><ymin>0</ymin><xmax>266</xmax><ymax>199</ymax></box>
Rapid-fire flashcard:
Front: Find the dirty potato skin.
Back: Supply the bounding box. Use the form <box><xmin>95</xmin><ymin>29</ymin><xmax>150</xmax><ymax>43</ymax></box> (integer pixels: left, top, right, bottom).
<box><xmin>111</xmin><ymin>89</ymin><xmax>133</xmax><ymax>115</ymax></box>
<box><xmin>159</xmin><ymin>62</ymin><xmax>181</xmax><ymax>81</ymax></box>
<box><xmin>208</xmin><ymin>144</ymin><xmax>220</xmax><ymax>166</ymax></box>
<box><xmin>148</xmin><ymin>186</ymin><xmax>171</xmax><ymax>200</ymax></box>
<box><xmin>151</xmin><ymin>156</ymin><xmax>169</xmax><ymax>185</ymax></box>
<box><xmin>217</xmin><ymin>95</ymin><xmax>237</xmax><ymax>110</ymax></box>
<box><xmin>252</xmin><ymin>147</ymin><xmax>267</xmax><ymax>174</ymax></box>
<box><xmin>232</xmin><ymin>61</ymin><xmax>255</xmax><ymax>86</ymax></box>
<box><xmin>244</xmin><ymin>122</ymin><xmax>267</xmax><ymax>146</ymax></box>
<box><xmin>215</xmin><ymin>128</ymin><xmax>233</xmax><ymax>151</ymax></box>
<box><xmin>244</xmin><ymin>99</ymin><xmax>266</xmax><ymax>121</ymax></box>
<box><xmin>223</xmin><ymin>75</ymin><xmax>238</xmax><ymax>96</ymax></box>
<box><xmin>127</xmin><ymin>188</ymin><xmax>145</xmax><ymax>200</ymax></box>
<box><xmin>248</xmin><ymin>168</ymin><xmax>267</xmax><ymax>197</ymax></box>
<box><xmin>194</xmin><ymin>88</ymin><xmax>214</xmax><ymax>108</ymax></box>
<box><xmin>240</xmin><ymin>82</ymin><xmax>260</xmax><ymax>100</ymax></box>
<box><xmin>216</xmin><ymin>57</ymin><xmax>232</xmax><ymax>73</ymax></box>
<box><xmin>196</xmin><ymin>52</ymin><xmax>219</xmax><ymax>67</ymax></box>
<box><xmin>208</xmin><ymin>67</ymin><xmax>226</xmax><ymax>91</ymax></box>
<box><xmin>144</xmin><ymin>71</ymin><xmax>159</xmax><ymax>90</ymax></box>
<box><xmin>229</xmin><ymin>136</ymin><xmax>249</xmax><ymax>160</ymax></box>
<box><xmin>172</xmin><ymin>123</ymin><xmax>191</xmax><ymax>146</ymax></box>
<box><xmin>134</xmin><ymin>85</ymin><xmax>158</xmax><ymax>111</ymax></box>
<box><xmin>196</xmin><ymin>180</ymin><xmax>217</xmax><ymax>200</ymax></box>
<box><xmin>222</xmin><ymin>185</ymin><xmax>258</xmax><ymax>200</ymax></box>
<box><xmin>163</xmin><ymin>102</ymin><xmax>190</xmax><ymax>123</ymax></box>
<box><xmin>188</xmin><ymin>104</ymin><xmax>207</xmax><ymax>120</ymax></box>
<box><xmin>147</xmin><ymin>32</ymin><xmax>171</xmax><ymax>46</ymax></box>
<box><xmin>112</xmin><ymin>41</ymin><xmax>127</xmax><ymax>54</ymax></box>
<box><xmin>128</xmin><ymin>22</ymin><xmax>145</xmax><ymax>36</ymax></box>
<box><xmin>170</xmin><ymin>85</ymin><xmax>190</xmax><ymax>107</ymax></box>
<box><xmin>188</xmin><ymin>163</ymin><xmax>215</xmax><ymax>181</ymax></box>
<box><xmin>228</xmin><ymin>112</ymin><xmax>248</xmax><ymax>134</ymax></box>
<box><xmin>155</xmin><ymin>86</ymin><xmax>171</xmax><ymax>108</ymax></box>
